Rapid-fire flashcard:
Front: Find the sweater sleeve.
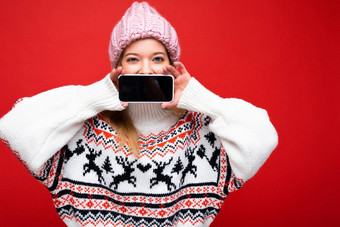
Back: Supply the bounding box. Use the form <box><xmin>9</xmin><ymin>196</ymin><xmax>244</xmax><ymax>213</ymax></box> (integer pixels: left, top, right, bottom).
<box><xmin>177</xmin><ymin>78</ymin><xmax>278</xmax><ymax>181</ymax></box>
<box><xmin>0</xmin><ymin>74</ymin><xmax>124</xmax><ymax>175</ymax></box>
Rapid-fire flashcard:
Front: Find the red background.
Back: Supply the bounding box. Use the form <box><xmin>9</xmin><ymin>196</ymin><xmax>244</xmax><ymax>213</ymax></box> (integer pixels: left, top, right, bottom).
<box><xmin>0</xmin><ymin>0</ymin><xmax>339</xmax><ymax>226</ymax></box>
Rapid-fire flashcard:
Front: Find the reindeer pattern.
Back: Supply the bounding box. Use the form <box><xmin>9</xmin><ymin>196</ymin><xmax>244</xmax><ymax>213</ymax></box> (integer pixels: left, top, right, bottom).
<box><xmin>110</xmin><ymin>156</ymin><xmax>138</xmax><ymax>190</ymax></box>
<box><xmin>64</xmin><ymin>145</ymin><xmax>221</xmax><ymax>191</ymax></box>
<box><xmin>83</xmin><ymin>144</ymin><xmax>106</xmax><ymax>184</ymax></box>
<box><xmin>62</xmin><ymin>115</ymin><xmax>222</xmax><ymax>192</ymax></box>
<box><xmin>151</xmin><ymin>157</ymin><xmax>176</xmax><ymax>191</ymax></box>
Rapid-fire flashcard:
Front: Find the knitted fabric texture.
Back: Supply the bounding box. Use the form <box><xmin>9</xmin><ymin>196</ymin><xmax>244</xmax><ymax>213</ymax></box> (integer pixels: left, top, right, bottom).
<box><xmin>108</xmin><ymin>2</ymin><xmax>180</xmax><ymax>67</ymax></box>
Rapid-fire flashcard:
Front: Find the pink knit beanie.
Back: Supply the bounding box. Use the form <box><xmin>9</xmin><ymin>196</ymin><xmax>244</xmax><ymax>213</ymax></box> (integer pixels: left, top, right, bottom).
<box><xmin>109</xmin><ymin>1</ymin><xmax>180</xmax><ymax>68</ymax></box>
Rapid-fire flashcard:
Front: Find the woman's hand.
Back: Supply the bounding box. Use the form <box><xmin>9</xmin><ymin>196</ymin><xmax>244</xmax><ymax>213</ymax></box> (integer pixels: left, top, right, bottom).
<box><xmin>110</xmin><ymin>66</ymin><xmax>124</xmax><ymax>89</ymax></box>
<box><xmin>109</xmin><ymin>66</ymin><xmax>128</xmax><ymax>107</ymax></box>
<box><xmin>159</xmin><ymin>61</ymin><xmax>192</xmax><ymax>109</ymax></box>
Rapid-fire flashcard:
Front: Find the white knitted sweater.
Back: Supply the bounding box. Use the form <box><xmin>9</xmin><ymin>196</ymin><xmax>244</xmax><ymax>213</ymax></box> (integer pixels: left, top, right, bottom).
<box><xmin>0</xmin><ymin>75</ymin><xmax>278</xmax><ymax>226</ymax></box>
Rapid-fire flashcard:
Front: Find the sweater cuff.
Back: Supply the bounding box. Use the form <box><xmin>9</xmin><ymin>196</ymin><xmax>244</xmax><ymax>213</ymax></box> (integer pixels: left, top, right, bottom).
<box><xmin>77</xmin><ymin>74</ymin><xmax>124</xmax><ymax>119</ymax></box>
<box><xmin>178</xmin><ymin>78</ymin><xmax>224</xmax><ymax>119</ymax></box>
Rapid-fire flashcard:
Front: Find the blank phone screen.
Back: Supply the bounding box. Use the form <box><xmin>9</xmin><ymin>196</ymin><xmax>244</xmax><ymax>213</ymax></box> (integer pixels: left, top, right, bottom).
<box><xmin>118</xmin><ymin>75</ymin><xmax>174</xmax><ymax>102</ymax></box>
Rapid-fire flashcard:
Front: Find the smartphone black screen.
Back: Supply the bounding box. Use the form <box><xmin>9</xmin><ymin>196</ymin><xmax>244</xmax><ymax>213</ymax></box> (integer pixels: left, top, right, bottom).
<box><xmin>118</xmin><ymin>75</ymin><xmax>174</xmax><ymax>102</ymax></box>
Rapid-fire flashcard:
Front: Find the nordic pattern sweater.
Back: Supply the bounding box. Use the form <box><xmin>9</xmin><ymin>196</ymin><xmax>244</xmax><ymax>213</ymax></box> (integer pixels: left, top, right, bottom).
<box><xmin>0</xmin><ymin>75</ymin><xmax>278</xmax><ymax>226</ymax></box>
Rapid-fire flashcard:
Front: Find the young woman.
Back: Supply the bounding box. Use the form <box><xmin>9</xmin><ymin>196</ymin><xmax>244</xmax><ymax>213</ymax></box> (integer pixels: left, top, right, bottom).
<box><xmin>0</xmin><ymin>2</ymin><xmax>278</xmax><ymax>227</ymax></box>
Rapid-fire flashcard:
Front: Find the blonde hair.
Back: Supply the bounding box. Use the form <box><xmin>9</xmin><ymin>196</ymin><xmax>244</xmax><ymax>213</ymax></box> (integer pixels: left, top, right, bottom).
<box><xmin>100</xmin><ymin>110</ymin><xmax>140</xmax><ymax>156</ymax></box>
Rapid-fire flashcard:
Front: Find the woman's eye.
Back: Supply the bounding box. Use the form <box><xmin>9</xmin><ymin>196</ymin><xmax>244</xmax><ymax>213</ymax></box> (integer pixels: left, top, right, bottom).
<box><xmin>127</xmin><ymin>57</ymin><xmax>138</xmax><ymax>62</ymax></box>
<box><xmin>154</xmin><ymin>57</ymin><xmax>164</xmax><ymax>62</ymax></box>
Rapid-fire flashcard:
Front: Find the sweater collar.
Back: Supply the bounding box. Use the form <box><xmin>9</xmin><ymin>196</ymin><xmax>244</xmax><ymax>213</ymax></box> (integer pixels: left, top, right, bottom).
<box><xmin>127</xmin><ymin>103</ymin><xmax>172</xmax><ymax>128</ymax></box>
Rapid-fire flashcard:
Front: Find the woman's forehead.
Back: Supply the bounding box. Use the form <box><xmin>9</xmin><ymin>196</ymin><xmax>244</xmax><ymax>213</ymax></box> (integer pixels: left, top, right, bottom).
<box><xmin>124</xmin><ymin>38</ymin><xmax>167</xmax><ymax>54</ymax></box>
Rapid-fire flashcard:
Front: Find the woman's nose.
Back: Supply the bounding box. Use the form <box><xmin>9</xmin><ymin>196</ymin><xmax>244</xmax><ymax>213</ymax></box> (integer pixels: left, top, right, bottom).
<box><xmin>139</xmin><ymin>60</ymin><xmax>153</xmax><ymax>74</ymax></box>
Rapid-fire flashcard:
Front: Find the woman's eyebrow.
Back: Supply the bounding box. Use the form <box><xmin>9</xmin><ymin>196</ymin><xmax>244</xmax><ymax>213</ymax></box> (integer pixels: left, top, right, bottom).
<box><xmin>153</xmin><ymin>52</ymin><xmax>166</xmax><ymax>55</ymax></box>
<box><xmin>124</xmin><ymin>52</ymin><xmax>166</xmax><ymax>57</ymax></box>
<box><xmin>124</xmin><ymin>52</ymin><xmax>139</xmax><ymax>57</ymax></box>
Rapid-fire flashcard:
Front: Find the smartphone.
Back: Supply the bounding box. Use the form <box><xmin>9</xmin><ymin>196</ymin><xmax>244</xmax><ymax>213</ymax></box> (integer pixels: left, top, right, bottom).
<box><xmin>118</xmin><ymin>74</ymin><xmax>174</xmax><ymax>102</ymax></box>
